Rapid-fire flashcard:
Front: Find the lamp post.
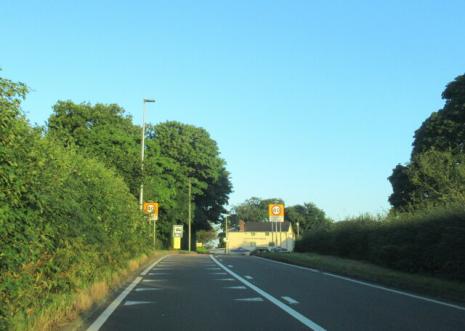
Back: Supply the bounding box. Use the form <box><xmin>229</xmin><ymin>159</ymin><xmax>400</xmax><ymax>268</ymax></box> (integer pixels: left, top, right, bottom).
<box><xmin>188</xmin><ymin>178</ymin><xmax>192</xmax><ymax>252</ymax></box>
<box><xmin>139</xmin><ymin>99</ymin><xmax>156</xmax><ymax>210</ymax></box>
<box><xmin>296</xmin><ymin>221</ymin><xmax>300</xmax><ymax>239</ymax></box>
<box><xmin>224</xmin><ymin>214</ymin><xmax>229</xmax><ymax>254</ymax></box>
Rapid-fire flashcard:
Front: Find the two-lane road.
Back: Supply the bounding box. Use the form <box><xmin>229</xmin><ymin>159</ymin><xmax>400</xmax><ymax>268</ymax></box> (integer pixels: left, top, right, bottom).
<box><xmin>86</xmin><ymin>254</ymin><xmax>465</xmax><ymax>331</ymax></box>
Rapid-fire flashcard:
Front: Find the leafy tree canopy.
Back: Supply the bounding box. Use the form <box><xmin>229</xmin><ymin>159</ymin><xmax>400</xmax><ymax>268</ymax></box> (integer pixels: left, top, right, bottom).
<box><xmin>285</xmin><ymin>202</ymin><xmax>332</xmax><ymax>233</ymax></box>
<box><xmin>47</xmin><ymin>101</ymin><xmax>142</xmax><ymax>195</ymax></box>
<box><xmin>232</xmin><ymin>197</ymin><xmax>283</xmax><ymax>223</ymax></box>
<box><xmin>413</xmin><ymin>74</ymin><xmax>465</xmax><ymax>156</ymax></box>
<box><xmin>389</xmin><ymin>73</ymin><xmax>465</xmax><ymax>211</ymax></box>
<box><xmin>149</xmin><ymin>121</ymin><xmax>232</xmax><ymax>231</ymax></box>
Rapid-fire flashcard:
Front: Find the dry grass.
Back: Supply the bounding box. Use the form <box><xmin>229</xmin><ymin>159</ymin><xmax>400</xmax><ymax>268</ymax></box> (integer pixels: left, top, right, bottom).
<box><xmin>23</xmin><ymin>251</ymin><xmax>169</xmax><ymax>331</ymax></box>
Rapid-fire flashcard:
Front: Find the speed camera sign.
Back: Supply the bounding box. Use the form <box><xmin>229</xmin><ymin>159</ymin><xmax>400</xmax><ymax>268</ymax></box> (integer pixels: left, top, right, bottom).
<box><xmin>268</xmin><ymin>203</ymin><xmax>284</xmax><ymax>222</ymax></box>
<box><xmin>143</xmin><ymin>202</ymin><xmax>159</xmax><ymax>221</ymax></box>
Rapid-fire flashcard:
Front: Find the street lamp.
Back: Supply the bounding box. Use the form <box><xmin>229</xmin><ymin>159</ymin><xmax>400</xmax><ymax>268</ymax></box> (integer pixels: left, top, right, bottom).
<box><xmin>139</xmin><ymin>98</ymin><xmax>156</xmax><ymax>210</ymax></box>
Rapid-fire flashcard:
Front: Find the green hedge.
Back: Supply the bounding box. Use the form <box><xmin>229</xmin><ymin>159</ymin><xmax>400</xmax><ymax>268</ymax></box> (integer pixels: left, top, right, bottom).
<box><xmin>295</xmin><ymin>210</ymin><xmax>465</xmax><ymax>282</ymax></box>
<box><xmin>0</xmin><ymin>83</ymin><xmax>152</xmax><ymax>329</ymax></box>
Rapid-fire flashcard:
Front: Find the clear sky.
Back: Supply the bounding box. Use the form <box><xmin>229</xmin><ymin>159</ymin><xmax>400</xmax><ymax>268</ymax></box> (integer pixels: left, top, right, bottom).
<box><xmin>2</xmin><ymin>0</ymin><xmax>465</xmax><ymax>219</ymax></box>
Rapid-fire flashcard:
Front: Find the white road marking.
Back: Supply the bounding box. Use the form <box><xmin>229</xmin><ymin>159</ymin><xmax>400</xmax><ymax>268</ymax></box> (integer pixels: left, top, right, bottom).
<box><xmin>140</xmin><ymin>255</ymin><xmax>169</xmax><ymax>276</ymax></box>
<box><xmin>215</xmin><ymin>278</ymin><xmax>236</xmax><ymax>281</ymax></box>
<box><xmin>135</xmin><ymin>288</ymin><xmax>162</xmax><ymax>292</ymax></box>
<box><xmin>124</xmin><ymin>300</ymin><xmax>154</xmax><ymax>306</ymax></box>
<box><xmin>282</xmin><ymin>296</ymin><xmax>299</xmax><ymax>305</ymax></box>
<box><xmin>227</xmin><ymin>265</ymin><xmax>234</xmax><ymax>268</ymax></box>
<box><xmin>234</xmin><ymin>297</ymin><xmax>264</xmax><ymax>302</ymax></box>
<box><xmin>210</xmin><ymin>255</ymin><xmax>326</xmax><ymax>331</ymax></box>
<box><xmin>148</xmin><ymin>272</ymin><xmax>169</xmax><ymax>276</ymax></box>
<box><xmin>206</xmin><ymin>267</ymin><xmax>222</xmax><ymax>270</ymax></box>
<box><xmin>225</xmin><ymin>286</ymin><xmax>247</xmax><ymax>290</ymax></box>
<box><xmin>255</xmin><ymin>256</ymin><xmax>465</xmax><ymax>312</ymax></box>
<box><xmin>244</xmin><ymin>275</ymin><xmax>253</xmax><ymax>280</ymax></box>
<box><xmin>210</xmin><ymin>272</ymin><xmax>228</xmax><ymax>275</ymax></box>
<box><xmin>142</xmin><ymin>279</ymin><xmax>166</xmax><ymax>282</ymax></box>
<box><xmin>87</xmin><ymin>255</ymin><xmax>169</xmax><ymax>330</ymax></box>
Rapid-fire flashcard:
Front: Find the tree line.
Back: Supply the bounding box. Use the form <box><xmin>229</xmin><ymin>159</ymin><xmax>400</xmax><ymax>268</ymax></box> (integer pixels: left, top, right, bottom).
<box><xmin>226</xmin><ymin>196</ymin><xmax>331</xmax><ymax>233</ymax></box>
<box><xmin>0</xmin><ymin>73</ymin><xmax>232</xmax><ymax>329</ymax></box>
<box><xmin>296</xmin><ymin>73</ymin><xmax>465</xmax><ymax>282</ymax></box>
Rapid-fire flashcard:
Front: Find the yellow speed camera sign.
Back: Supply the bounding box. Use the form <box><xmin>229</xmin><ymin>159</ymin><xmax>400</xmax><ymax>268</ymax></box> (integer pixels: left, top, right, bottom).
<box><xmin>268</xmin><ymin>204</ymin><xmax>284</xmax><ymax>222</ymax></box>
<box><xmin>143</xmin><ymin>202</ymin><xmax>159</xmax><ymax>221</ymax></box>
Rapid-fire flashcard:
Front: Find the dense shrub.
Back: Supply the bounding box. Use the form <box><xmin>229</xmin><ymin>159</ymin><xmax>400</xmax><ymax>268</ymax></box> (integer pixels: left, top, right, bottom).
<box><xmin>0</xmin><ymin>77</ymin><xmax>151</xmax><ymax>329</ymax></box>
<box><xmin>295</xmin><ymin>209</ymin><xmax>465</xmax><ymax>281</ymax></box>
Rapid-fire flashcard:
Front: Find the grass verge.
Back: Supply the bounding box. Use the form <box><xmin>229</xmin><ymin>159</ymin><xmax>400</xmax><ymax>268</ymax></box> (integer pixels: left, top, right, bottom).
<box><xmin>260</xmin><ymin>252</ymin><xmax>465</xmax><ymax>305</ymax></box>
<box><xmin>21</xmin><ymin>250</ymin><xmax>171</xmax><ymax>331</ymax></box>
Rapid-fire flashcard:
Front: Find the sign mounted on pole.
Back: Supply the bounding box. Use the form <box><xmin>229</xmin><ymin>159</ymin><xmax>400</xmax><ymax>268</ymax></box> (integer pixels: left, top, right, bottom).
<box><xmin>268</xmin><ymin>203</ymin><xmax>285</xmax><ymax>222</ymax></box>
<box><xmin>173</xmin><ymin>225</ymin><xmax>184</xmax><ymax>238</ymax></box>
<box><xmin>143</xmin><ymin>202</ymin><xmax>159</xmax><ymax>221</ymax></box>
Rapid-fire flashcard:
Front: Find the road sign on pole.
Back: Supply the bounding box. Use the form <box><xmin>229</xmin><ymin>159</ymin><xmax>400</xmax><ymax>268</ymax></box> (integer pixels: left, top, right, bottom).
<box><xmin>172</xmin><ymin>225</ymin><xmax>183</xmax><ymax>249</ymax></box>
<box><xmin>268</xmin><ymin>204</ymin><xmax>285</xmax><ymax>223</ymax></box>
<box><xmin>143</xmin><ymin>202</ymin><xmax>159</xmax><ymax>221</ymax></box>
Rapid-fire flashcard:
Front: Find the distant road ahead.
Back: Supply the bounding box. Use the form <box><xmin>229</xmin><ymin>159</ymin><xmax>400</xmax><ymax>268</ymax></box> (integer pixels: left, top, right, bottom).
<box><xmin>86</xmin><ymin>254</ymin><xmax>465</xmax><ymax>331</ymax></box>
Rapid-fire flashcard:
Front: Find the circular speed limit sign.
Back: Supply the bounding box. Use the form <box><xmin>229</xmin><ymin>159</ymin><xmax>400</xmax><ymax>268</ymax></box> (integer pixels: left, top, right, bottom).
<box><xmin>268</xmin><ymin>204</ymin><xmax>285</xmax><ymax>221</ymax></box>
<box><xmin>272</xmin><ymin>206</ymin><xmax>281</xmax><ymax>215</ymax></box>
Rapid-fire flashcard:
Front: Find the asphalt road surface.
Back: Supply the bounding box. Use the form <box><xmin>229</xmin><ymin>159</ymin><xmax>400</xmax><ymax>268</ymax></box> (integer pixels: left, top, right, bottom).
<box><xmin>85</xmin><ymin>254</ymin><xmax>465</xmax><ymax>331</ymax></box>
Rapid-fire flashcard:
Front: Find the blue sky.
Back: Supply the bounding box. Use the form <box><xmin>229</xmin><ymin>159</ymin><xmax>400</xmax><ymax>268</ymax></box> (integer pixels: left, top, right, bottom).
<box><xmin>2</xmin><ymin>0</ymin><xmax>465</xmax><ymax>219</ymax></box>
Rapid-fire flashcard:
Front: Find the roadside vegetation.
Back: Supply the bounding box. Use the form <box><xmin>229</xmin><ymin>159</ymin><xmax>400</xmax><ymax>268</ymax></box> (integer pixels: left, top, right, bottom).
<box><xmin>291</xmin><ymin>74</ymin><xmax>465</xmax><ymax>295</ymax></box>
<box><xmin>261</xmin><ymin>252</ymin><xmax>465</xmax><ymax>304</ymax></box>
<box><xmin>0</xmin><ymin>72</ymin><xmax>232</xmax><ymax>330</ymax></box>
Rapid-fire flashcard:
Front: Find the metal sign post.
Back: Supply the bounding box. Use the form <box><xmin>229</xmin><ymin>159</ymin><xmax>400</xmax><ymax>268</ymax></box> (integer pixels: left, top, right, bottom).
<box><xmin>268</xmin><ymin>204</ymin><xmax>285</xmax><ymax>248</ymax></box>
<box><xmin>143</xmin><ymin>202</ymin><xmax>159</xmax><ymax>248</ymax></box>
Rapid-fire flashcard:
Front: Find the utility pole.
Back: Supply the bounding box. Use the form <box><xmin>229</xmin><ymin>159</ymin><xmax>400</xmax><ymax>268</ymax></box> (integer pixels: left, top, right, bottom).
<box><xmin>188</xmin><ymin>178</ymin><xmax>192</xmax><ymax>252</ymax></box>
<box><xmin>139</xmin><ymin>99</ymin><xmax>155</xmax><ymax>210</ymax></box>
<box><xmin>225</xmin><ymin>215</ymin><xmax>228</xmax><ymax>254</ymax></box>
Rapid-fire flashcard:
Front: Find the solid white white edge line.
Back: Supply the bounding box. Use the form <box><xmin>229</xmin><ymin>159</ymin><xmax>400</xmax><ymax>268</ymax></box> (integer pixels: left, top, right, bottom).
<box><xmin>254</xmin><ymin>256</ymin><xmax>465</xmax><ymax>312</ymax></box>
<box><xmin>210</xmin><ymin>255</ymin><xmax>325</xmax><ymax>331</ymax></box>
<box><xmin>86</xmin><ymin>255</ymin><xmax>169</xmax><ymax>331</ymax></box>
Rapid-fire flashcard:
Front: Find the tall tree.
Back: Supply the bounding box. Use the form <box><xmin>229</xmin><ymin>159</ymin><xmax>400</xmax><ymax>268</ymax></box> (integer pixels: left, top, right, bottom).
<box><xmin>47</xmin><ymin>101</ymin><xmax>142</xmax><ymax>195</ymax></box>
<box><xmin>148</xmin><ymin>121</ymin><xmax>232</xmax><ymax>230</ymax></box>
<box><xmin>389</xmin><ymin>73</ymin><xmax>465</xmax><ymax>211</ymax></box>
<box><xmin>285</xmin><ymin>203</ymin><xmax>331</xmax><ymax>233</ymax></box>
<box><xmin>413</xmin><ymin>74</ymin><xmax>465</xmax><ymax>156</ymax></box>
<box><xmin>232</xmin><ymin>197</ymin><xmax>284</xmax><ymax>223</ymax></box>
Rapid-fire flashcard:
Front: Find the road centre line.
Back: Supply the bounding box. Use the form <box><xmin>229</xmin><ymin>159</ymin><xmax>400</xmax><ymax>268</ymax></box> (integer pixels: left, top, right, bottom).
<box><xmin>254</xmin><ymin>256</ymin><xmax>465</xmax><ymax>312</ymax></box>
<box><xmin>210</xmin><ymin>255</ymin><xmax>326</xmax><ymax>331</ymax></box>
<box><xmin>87</xmin><ymin>255</ymin><xmax>168</xmax><ymax>331</ymax></box>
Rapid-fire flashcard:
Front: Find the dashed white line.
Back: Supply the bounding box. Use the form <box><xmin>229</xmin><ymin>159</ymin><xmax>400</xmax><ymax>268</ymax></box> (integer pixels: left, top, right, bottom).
<box><xmin>225</xmin><ymin>286</ymin><xmax>247</xmax><ymax>290</ymax></box>
<box><xmin>210</xmin><ymin>255</ymin><xmax>326</xmax><ymax>331</ymax></box>
<box><xmin>235</xmin><ymin>297</ymin><xmax>264</xmax><ymax>302</ymax></box>
<box><xmin>215</xmin><ymin>278</ymin><xmax>236</xmax><ymax>281</ymax></box>
<box><xmin>244</xmin><ymin>275</ymin><xmax>253</xmax><ymax>280</ymax></box>
<box><xmin>135</xmin><ymin>288</ymin><xmax>162</xmax><ymax>292</ymax></box>
<box><xmin>124</xmin><ymin>300</ymin><xmax>154</xmax><ymax>306</ymax></box>
<box><xmin>282</xmin><ymin>296</ymin><xmax>299</xmax><ymax>305</ymax></box>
